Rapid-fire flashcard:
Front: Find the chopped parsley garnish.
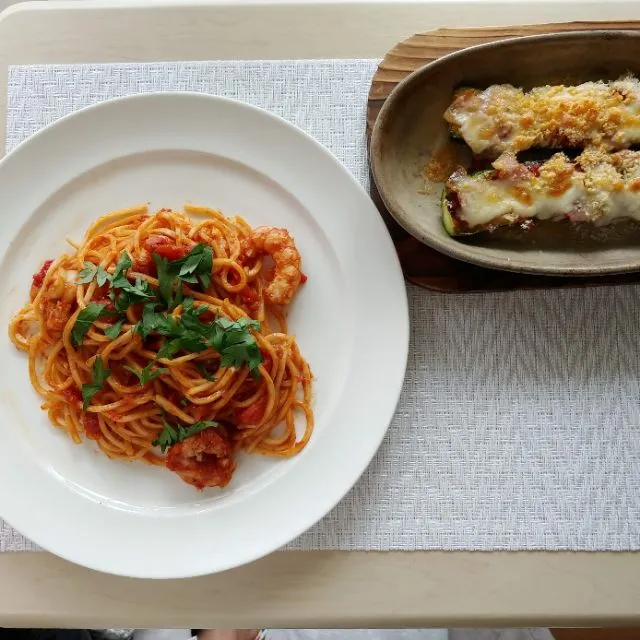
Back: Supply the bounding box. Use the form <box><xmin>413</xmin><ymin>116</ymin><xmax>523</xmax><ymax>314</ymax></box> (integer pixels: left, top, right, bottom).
<box><xmin>103</xmin><ymin>319</ymin><xmax>125</xmax><ymax>341</ymax></box>
<box><xmin>156</xmin><ymin>338</ymin><xmax>183</xmax><ymax>361</ymax></box>
<box><xmin>112</xmin><ymin>251</ymin><xmax>132</xmax><ymax>281</ymax></box>
<box><xmin>209</xmin><ymin>316</ymin><xmax>262</xmax><ymax>377</ymax></box>
<box><xmin>72</xmin><ymin>244</ymin><xmax>262</xmax><ymax>377</ymax></box>
<box><xmin>124</xmin><ymin>362</ymin><xmax>168</xmax><ymax>386</ymax></box>
<box><xmin>134</xmin><ymin>302</ymin><xmax>163</xmax><ymax>338</ymax></box>
<box><xmin>108</xmin><ymin>276</ymin><xmax>154</xmax><ymax>313</ymax></box>
<box><xmin>77</xmin><ymin>262</ymin><xmax>110</xmax><ymax>287</ymax></box>
<box><xmin>154</xmin><ymin>244</ymin><xmax>213</xmax><ymax>309</ymax></box>
<box><xmin>176</xmin><ymin>244</ymin><xmax>213</xmax><ymax>289</ymax></box>
<box><xmin>152</xmin><ymin>418</ymin><xmax>219</xmax><ymax>453</ymax></box>
<box><xmin>147</xmin><ymin>301</ymin><xmax>262</xmax><ymax>376</ymax></box>
<box><xmin>81</xmin><ymin>356</ymin><xmax>111</xmax><ymax>410</ymax></box>
<box><xmin>72</xmin><ymin>303</ymin><xmax>113</xmax><ymax>346</ymax></box>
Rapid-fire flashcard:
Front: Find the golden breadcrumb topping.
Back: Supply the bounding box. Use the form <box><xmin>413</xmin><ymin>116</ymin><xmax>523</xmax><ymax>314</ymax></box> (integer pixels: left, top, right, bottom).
<box><xmin>424</xmin><ymin>143</ymin><xmax>461</xmax><ymax>182</ymax></box>
<box><xmin>444</xmin><ymin>76</ymin><xmax>640</xmax><ymax>156</ymax></box>
<box><xmin>537</xmin><ymin>152</ymin><xmax>576</xmax><ymax>197</ymax></box>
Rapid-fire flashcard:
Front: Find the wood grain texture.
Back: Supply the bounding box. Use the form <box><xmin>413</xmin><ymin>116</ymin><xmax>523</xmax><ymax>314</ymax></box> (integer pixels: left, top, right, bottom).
<box><xmin>5</xmin><ymin>550</ymin><xmax>640</xmax><ymax>629</ymax></box>
<box><xmin>366</xmin><ymin>21</ymin><xmax>640</xmax><ymax>292</ymax></box>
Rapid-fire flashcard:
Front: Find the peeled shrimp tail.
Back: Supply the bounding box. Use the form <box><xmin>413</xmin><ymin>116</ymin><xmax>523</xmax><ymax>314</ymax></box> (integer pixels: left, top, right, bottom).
<box><xmin>245</xmin><ymin>227</ymin><xmax>303</xmax><ymax>305</ymax></box>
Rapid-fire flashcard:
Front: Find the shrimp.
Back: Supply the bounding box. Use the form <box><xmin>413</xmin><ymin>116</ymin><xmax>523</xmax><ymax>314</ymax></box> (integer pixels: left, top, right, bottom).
<box><xmin>36</xmin><ymin>267</ymin><xmax>77</xmax><ymax>337</ymax></box>
<box><xmin>42</xmin><ymin>297</ymin><xmax>74</xmax><ymax>335</ymax></box>
<box><xmin>165</xmin><ymin>428</ymin><xmax>236</xmax><ymax>490</ymax></box>
<box><xmin>241</xmin><ymin>227</ymin><xmax>303</xmax><ymax>305</ymax></box>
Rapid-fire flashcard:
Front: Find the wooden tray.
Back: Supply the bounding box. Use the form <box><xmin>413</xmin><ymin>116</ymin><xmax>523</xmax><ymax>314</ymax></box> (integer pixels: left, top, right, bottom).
<box><xmin>366</xmin><ymin>21</ymin><xmax>640</xmax><ymax>292</ymax></box>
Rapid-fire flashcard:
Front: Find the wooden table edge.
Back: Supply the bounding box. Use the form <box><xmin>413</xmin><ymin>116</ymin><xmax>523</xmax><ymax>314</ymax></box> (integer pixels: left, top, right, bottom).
<box><xmin>3</xmin><ymin>550</ymin><xmax>640</xmax><ymax>629</ymax></box>
<box><xmin>1</xmin><ymin>0</ymin><xmax>640</xmax><ymax>629</ymax></box>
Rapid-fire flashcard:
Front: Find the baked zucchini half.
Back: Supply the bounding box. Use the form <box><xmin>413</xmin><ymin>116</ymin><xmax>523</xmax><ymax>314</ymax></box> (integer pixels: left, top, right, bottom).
<box><xmin>443</xmin><ymin>76</ymin><xmax>640</xmax><ymax>157</ymax></box>
<box><xmin>442</xmin><ymin>149</ymin><xmax>640</xmax><ymax>236</ymax></box>
<box><xmin>441</xmin><ymin>169</ymin><xmax>494</xmax><ymax>236</ymax></box>
<box><xmin>446</xmin><ymin>87</ymin><xmax>478</xmax><ymax>140</ymax></box>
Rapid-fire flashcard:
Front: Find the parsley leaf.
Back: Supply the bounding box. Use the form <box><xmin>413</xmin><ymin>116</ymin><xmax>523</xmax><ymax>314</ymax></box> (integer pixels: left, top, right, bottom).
<box><xmin>178</xmin><ymin>420</ymin><xmax>218</xmax><ymax>440</ymax></box>
<box><xmin>124</xmin><ymin>362</ymin><xmax>168</xmax><ymax>385</ymax></box>
<box><xmin>157</xmin><ymin>338</ymin><xmax>182</xmax><ymax>360</ymax></box>
<box><xmin>182</xmin><ymin>297</ymin><xmax>208</xmax><ymax>317</ymax></box>
<box><xmin>153</xmin><ymin>244</ymin><xmax>213</xmax><ymax>310</ymax></box>
<box><xmin>107</xmin><ymin>249</ymin><xmax>261</xmax><ymax>376</ymax></box>
<box><xmin>105</xmin><ymin>252</ymin><xmax>155</xmax><ymax>313</ymax></box>
<box><xmin>154</xmin><ymin>254</ymin><xmax>176</xmax><ymax>309</ymax></box>
<box><xmin>153</xmin><ymin>420</ymin><xmax>177</xmax><ymax>453</ymax></box>
<box><xmin>135</xmin><ymin>302</ymin><xmax>163</xmax><ymax>338</ymax></box>
<box><xmin>177</xmin><ymin>244</ymin><xmax>213</xmax><ymax>289</ymax></box>
<box><xmin>77</xmin><ymin>262</ymin><xmax>110</xmax><ymax>287</ymax></box>
<box><xmin>72</xmin><ymin>303</ymin><xmax>112</xmax><ymax>347</ymax></box>
<box><xmin>81</xmin><ymin>356</ymin><xmax>111</xmax><ymax>410</ymax></box>
<box><xmin>113</xmin><ymin>252</ymin><xmax>132</xmax><ymax>280</ymax></box>
<box><xmin>152</xmin><ymin>418</ymin><xmax>219</xmax><ymax>453</ymax></box>
<box><xmin>96</xmin><ymin>267</ymin><xmax>110</xmax><ymax>287</ymax></box>
<box><xmin>77</xmin><ymin>263</ymin><xmax>96</xmax><ymax>284</ymax></box>
<box><xmin>147</xmin><ymin>301</ymin><xmax>209</xmax><ymax>358</ymax></box>
<box><xmin>104</xmin><ymin>319</ymin><xmax>125</xmax><ymax>341</ymax></box>
<box><xmin>149</xmin><ymin>311</ymin><xmax>261</xmax><ymax>373</ymax></box>
<box><xmin>109</xmin><ymin>276</ymin><xmax>154</xmax><ymax>313</ymax></box>
<box><xmin>206</xmin><ymin>316</ymin><xmax>262</xmax><ymax>375</ymax></box>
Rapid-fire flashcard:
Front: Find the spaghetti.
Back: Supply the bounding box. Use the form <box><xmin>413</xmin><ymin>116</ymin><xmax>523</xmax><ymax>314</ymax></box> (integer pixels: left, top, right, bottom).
<box><xmin>8</xmin><ymin>205</ymin><xmax>313</xmax><ymax>490</ymax></box>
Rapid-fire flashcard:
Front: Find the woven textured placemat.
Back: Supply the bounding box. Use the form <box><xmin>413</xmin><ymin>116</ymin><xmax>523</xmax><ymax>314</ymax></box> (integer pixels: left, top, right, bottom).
<box><xmin>3</xmin><ymin>60</ymin><xmax>640</xmax><ymax>552</ymax></box>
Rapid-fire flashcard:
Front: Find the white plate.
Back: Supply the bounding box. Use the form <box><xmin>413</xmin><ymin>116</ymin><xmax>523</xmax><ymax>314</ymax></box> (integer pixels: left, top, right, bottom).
<box><xmin>0</xmin><ymin>93</ymin><xmax>408</xmax><ymax>578</ymax></box>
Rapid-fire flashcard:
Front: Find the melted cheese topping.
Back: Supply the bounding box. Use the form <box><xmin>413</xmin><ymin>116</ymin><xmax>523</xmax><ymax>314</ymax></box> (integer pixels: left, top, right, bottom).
<box><xmin>447</xmin><ymin>149</ymin><xmax>640</xmax><ymax>230</ymax></box>
<box><xmin>443</xmin><ymin>77</ymin><xmax>640</xmax><ymax>156</ymax></box>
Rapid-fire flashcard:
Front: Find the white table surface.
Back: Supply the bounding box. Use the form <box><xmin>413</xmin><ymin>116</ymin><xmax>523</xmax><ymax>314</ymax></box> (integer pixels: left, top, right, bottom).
<box><xmin>2</xmin><ymin>0</ymin><xmax>640</xmax><ymax>629</ymax></box>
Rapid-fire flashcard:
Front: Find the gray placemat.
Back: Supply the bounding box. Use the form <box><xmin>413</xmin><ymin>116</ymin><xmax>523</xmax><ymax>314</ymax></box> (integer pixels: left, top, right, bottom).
<box><xmin>3</xmin><ymin>60</ymin><xmax>640</xmax><ymax>553</ymax></box>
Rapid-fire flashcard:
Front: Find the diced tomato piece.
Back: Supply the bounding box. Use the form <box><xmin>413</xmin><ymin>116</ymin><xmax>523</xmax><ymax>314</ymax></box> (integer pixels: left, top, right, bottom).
<box><xmin>63</xmin><ymin>386</ymin><xmax>82</xmax><ymax>406</ymax></box>
<box><xmin>92</xmin><ymin>297</ymin><xmax>115</xmax><ymax>312</ymax></box>
<box><xmin>82</xmin><ymin>412</ymin><xmax>101</xmax><ymax>440</ymax></box>
<box><xmin>32</xmin><ymin>259</ymin><xmax>53</xmax><ymax>289</ymax></box>
<box><xmin>235</xmin><ymin>392</ymin><xmax>268</xmax><ymax>425</ymax></box>
<box><xmin>144</xmin><ymin>235</ymin><xmax>193</xmax><ymax>261</ymax></box>
<box><xmin>300</xmin><ymin>273</ymin><xmax>308</xmax><ymax>284</ymax></box>
<box><xmin>144</xmin><ymin>235</ymin><xmax>172</xmax><ymax>250</ymax></box>
<box><xmin>188</xmin><ymin>402</ymin><xmax>214</xmax><ymax>422</ymax></box>
<box><xmin>94</xmin><ymin>283</ymin><xmax>111</xmax><ymax>298</ymax></box>
<box><xmin>131</xmin><ymin>251</ymin><xmax>158</xmax><ymax>277</ymax></box>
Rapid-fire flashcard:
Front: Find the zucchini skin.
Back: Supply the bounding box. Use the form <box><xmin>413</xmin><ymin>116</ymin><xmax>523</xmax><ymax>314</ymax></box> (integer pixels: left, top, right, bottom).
<box><xmin>441</xmin><ymin>189</ymin><xmax>459</xmax><ymax>236</ymax></box>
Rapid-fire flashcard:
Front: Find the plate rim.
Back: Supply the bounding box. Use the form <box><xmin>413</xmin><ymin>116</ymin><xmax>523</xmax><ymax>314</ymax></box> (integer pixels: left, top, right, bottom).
<box><xmin>0</xmin><ymin>91</ymin><xmax>409</xmax><ymax>578</ymax></box>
